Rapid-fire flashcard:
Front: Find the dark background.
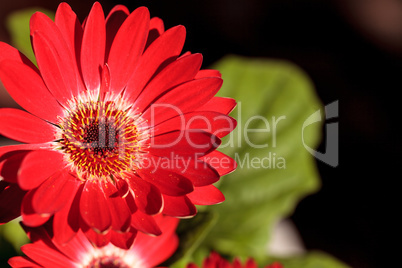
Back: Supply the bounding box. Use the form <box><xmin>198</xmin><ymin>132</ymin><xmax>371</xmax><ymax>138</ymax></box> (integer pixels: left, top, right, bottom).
<box><xmin>1</xmin><ymin>0</ymin><xmax>400</xmax><ymax>267</ymax></box>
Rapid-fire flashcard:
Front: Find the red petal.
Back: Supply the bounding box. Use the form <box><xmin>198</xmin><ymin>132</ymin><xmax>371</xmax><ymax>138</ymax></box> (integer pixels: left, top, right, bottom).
<box><xmin>55</xmin><ymin>2</ymin><xmax>83</xmax><ymax>71</ymax></box>
<box><xmin>145</xmin><ymin>17</ymin><xmax>165</xmax><ymax>48</ymax></box>
<box><xmin>31</xmin><ymin>13</ymin><xmax>84</xmax><ymax>105</ymax></box>
<box><xmin>265</xmin><ymin>262</ymin><xmax>284</xmax><ymax>268</ymax></box>
<box><xmin>18</xmin><ymin>150</ymin><xmax>65</xmax><ymax>190</ymax></box>
<box><xmin>0</xmin><ymin>143</ymin><xmax>52</xmax><ymax>160</ymax></box>
<box><xmin>142</xmin><ymin>78</ymin><xmax>222</xmax><ymax>125</ymax></box>
<box><xmin>137</xmin><ymin>166</ymin><xmax>193</xmax><ymax>196</ymax></box>
<box><xmin>143</xmin><ymin>155</ymin><xmax>219</xmax><ymax>187</ymax></box>
<box><xmin>21</xmin><ymin>189</ymin><xmax>51</xmax><ymax>227</ymax></box>
<box><xmin>126</xmin><ymin>175</ymin><xmax>163</xmax><ymax>214</ymax></box>
<box><xmin>152</xmin><ymin>111</ymin><xmax>236</xmax><ymax>139</ymax></box>
<box><xmin>197</xmin><ymin>97</ymin><xmax>237</xmax><ymax>115</ymax></box>
<box><xmin>0</xmin><ymin>41</ymin><xmax>36</xmax><ymax>69</ymax></box>
<box><xmin>53</xmin><ymin>185</ymin><xmax>82</xmax><ymax>245</ymax></box>
<box><xmin>245</xmin><ymin>259</ymin><xmax>258</xmax><ymax>268</ymax></box>
<box><xmin>8</xmin><ymin>256</ymin><xmax>40</xmax><ymax>267</ymax></box>
<box><xmin>206</xmin><ymin>252</ymin><xmax>228</xmax><ymax>267</ymax></box>
<box><xmin>130</xmin><ymin>209</ymin><xmax>161</xmax><ymax>236</ymax></box>
<box><xmin>180</xmin><ymin>51</ymin><xmax>192</xmax><ymax>58</ymax></box>
<box><xmin>31</xmin><ymin>171</ymin><xmax>80</xmax><ymax>214</ymax></box>
<box><xmin>162</xmin><ymin>195</ymin><xmax>197</xmax><ymax>218</ymax></box>
<box><xmin>105</xmin><ymin>5</ymin><xmax>129</xmax><ymax>59</ymax></box>
<box><xmin>53</xmin><ymin>230</ymin><xmax>93</xmax><ymax>263</ymax></box>
<box><xmin>201</xmin><ymin>151</ymin><xmax>237</xmax><ymax>176</ymax></box>
<box><xmin>133</xmin><ymin>216</ymin><xmax>179</xmax><ymax>266</ymax></box>
<box><xmin>233</xmin><ymin>258</ymin><xmax>243</xmax><ymax>268</ymax></box>
<box><xmin>1</xmin><ymin>149</ymin><xmax>64</xmax><ymax>189</ymax></box>
<box><xmin>83</xmin><ymin>225</ymin><xmax>111</xmax><ymax>247</ymax></box>
<box><xmin>21</xmin><ymin>224</ymin><xmax>55</xmax><ymax>246</ymax></box>
<box><xmin>20</xmin><ymin>242</ymin><xmax>75</xmax><ymax>268</ymax></box>
<box><xmin>195</xmin><ymin>69</ymin><xmax>222</xmax><ymax>79</ymax></box>
<box><xmin>115</xmin><ymin>178</ymin><xmax>129</xmax><ymax>198</ymax></box>
<box><xmin>124</xmin><ymin>190</ymin><xmax>138</xmax><ymax>214</ymax></box>
<box><xmin>99</xmin><ymin>64</ymin><xmax>111</xmax><ymax>100</ymax></box>
<box><xmin>0</xmin><ymin>151</ymin><xmax>28</xmax><ymax>184</ymax></box>
<box><xmin>80</xmin><ymin>180</ymin><xmax>112</xmax><ymax>233</ymax></box>
<box><xmin>174</xmin><ymin>160</ymin><xmax>219</xmax><ymax>187</ymax></box>
<box><xmin>110</xmin><ymin>228</ymin><xmax>137</xmax><ymax>249</ymax></box>
<box><xmin>0</xmin><ymin>108</ymin><xmax>56</xmax><ymax>143</ymax></box>
<box><xmin>133</xmin><ymin>53</ymin><xmax>202</xmax><ymax>112</ymax></box>
<box><xmin>0</xmin><ymin>182</ymin><xmax>26</xmax><ymax>224</ymax></box>
<box><xmin>0</xmin><ymin>60</ymin><xmax>63</xmax><ymax>123</ymax></box>
<box><xmin>102</xmin><ymin>181</ymin><xmax>131</xmax><ymax>232</ymax></box>
<box><xmin>150</xmin><ymin>17</ymin><xmax>164</xmax><ymax>33</ymax></box>
<box><xmin>80</xmin><ymin>2</ymin><xmax>106</xmax><ymax>91</ymax></box>
<box><xmin>187</xmin><ymin>185</ymin><xmax>225</xmax><ymax>205</ymax></box>
<box><xmin>125</xmin><ymin>25</ymin><xmax>186</xmax><ymax>101</ymax></box>
<box><xmin>149</xmin><ymin>130</ymin><xmax>221</xmax><ymax>157</ymax></box>
<box><xmin>108</xmin><ymin>6</ymin><xmax>149</xmax><ymax>94</ymax></box>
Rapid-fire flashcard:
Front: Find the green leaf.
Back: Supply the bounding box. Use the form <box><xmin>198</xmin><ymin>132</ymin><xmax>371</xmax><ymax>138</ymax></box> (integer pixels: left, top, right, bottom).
<box><xmin>274</xmin><ymin>251</ymin><xmax>351</xmax><ymax>268</ymax></box>
<box><xmin>197</xmin><ymin>55</ymin><xmax>323</xmax><ymax>259</ymax></box>
<box><xmin>0</xmin><ymin>219</ymin><xmax>29</xmax><ymax>254</ymax></box>
<box><xmin>6</xmin><ymin>8</ymin><xmax>55</xmax><ymax>65</ymax></box>
<box><xmin>167</xmin><ymin>211</ymin><xmax>218</xmax><ymax>268</ymax></box>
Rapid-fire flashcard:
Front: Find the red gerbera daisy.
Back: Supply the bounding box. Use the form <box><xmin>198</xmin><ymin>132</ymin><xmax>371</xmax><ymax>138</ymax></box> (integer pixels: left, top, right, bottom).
<box><xmin>8</xmin><ymin>215</ymin><xmax>179</xmax><ymax>268</ymax></box>
<box><xmin>0</xmin><ymin>2</ymin><xmax>236</xmax><ymax>248</ymax></box>
<box><xmin>187</xmin><ymin>252</ymin><xmax>283</xmax><ymax>268</ymax></box>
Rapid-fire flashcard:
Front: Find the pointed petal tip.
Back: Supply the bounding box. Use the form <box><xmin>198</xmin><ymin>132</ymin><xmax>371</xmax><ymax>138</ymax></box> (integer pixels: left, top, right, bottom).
<box><xmin>136</xmin><ymin>6</ymin><xmax>150</xmax><ymax>15</ymax></box>
<box><xmin>107</xmin><ymin>4</ymin><xmax>130</xmax><ymax>17</ymax></box>
<box><xmin>192</xmin><ymin>52</ymin><xmax>203</xmax><ymax>63</ymax></box>
<box><xmin>92</xmin><ymin>1</ymin><xmax>103</xmax><ymax>9</ymax></box>
<box><xmin>169</xmin><ymin>25</ymin><xmax>186</xmax><ymax>38</ymax></box>
<box><xmin>80</xmin><ymin>181</ymin><xmax>112</xmax><ymax>233</ymax></box>
<box><xmin>150</xmin><ymin>16</ymin><xmax>164</xmax><ymax>29</ymax></box>
<box><xmin>29</xmin><ymin>11</ymin><xmax>52</xmax><ymax>33</ymax></box>
<box><xmin>57</xmin><ymin>2</ymin><xmax>72</xmax><ymax>11</ymax></box>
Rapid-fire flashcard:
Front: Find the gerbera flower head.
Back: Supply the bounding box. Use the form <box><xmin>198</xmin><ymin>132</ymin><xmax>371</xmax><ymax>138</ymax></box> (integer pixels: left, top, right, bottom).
<box><xmin>0</xmin><ymin>2</ymin><xmax>237</xmax><ymax>248</ymax></box>
<box><xmin>8</xmin><ymin>215</ymin><xmax>179</xmax><ymax>268</ymax></box>
<box><xmin>187</xmin><ymin>252</ymin><xmax>283</xmax><ymax>268</ymax></box>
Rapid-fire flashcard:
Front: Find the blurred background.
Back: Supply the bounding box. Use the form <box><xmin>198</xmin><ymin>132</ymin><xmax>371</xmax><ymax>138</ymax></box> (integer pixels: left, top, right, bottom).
<box><xmin>1</xmin><ymin>0</ymin><xmax>400</xmax><ymax>267</ymax></box>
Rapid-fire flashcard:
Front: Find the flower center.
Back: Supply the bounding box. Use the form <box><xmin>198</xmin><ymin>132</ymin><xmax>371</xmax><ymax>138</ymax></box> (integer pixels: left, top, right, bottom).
<box><xmin>86</xmin><ymin>256</ymin><xmax>130</xmax><ymax>268</ymax></box>
<box><xmin>58</xmin><ymin>99</ymin><xmax>148</xmax><ymax>180</ymax></box>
